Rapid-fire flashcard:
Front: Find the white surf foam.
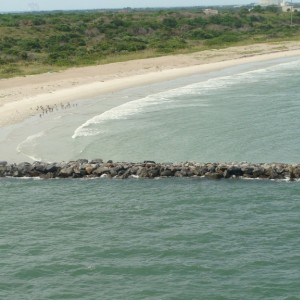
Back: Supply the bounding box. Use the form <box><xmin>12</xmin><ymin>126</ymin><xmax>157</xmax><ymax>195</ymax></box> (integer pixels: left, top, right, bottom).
<box><xmin>71</xmin><ymin>76</ymin><xmax>239</xmax><ymax>139</ymax></box>
<box><xmin>72</xmin><ymin>58</ymin><xmax>300</xmax><ymax>139</ymax></box>
<box><xmin>16</xmin><ymin>131</ymin><xmax>45</xmax><ymax>162</ymax></box>
<box><xmin>267</xmin><ymin>58</ymin><xmax>300</xmax><ymax>72</ymax></box>
<box><xmin>72</xmin><ymin>93</ymin><xmax>174</xmax><ymax>138</ymax></box>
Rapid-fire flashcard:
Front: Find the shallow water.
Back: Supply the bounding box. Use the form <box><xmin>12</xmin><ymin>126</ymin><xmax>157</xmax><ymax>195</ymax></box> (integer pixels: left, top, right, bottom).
<box><xmin>1</xmin><ymin>55</ymin><xmax>300</xmax><ymax>163</ymax></box>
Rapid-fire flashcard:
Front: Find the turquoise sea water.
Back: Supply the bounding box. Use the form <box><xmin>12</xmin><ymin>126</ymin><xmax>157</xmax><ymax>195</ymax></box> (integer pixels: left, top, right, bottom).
<box><xmin>1</xmin><ymin>56</ymin><xmax>300</xmax><ymax>299</ymax></box>
<box><xmin>1</xmin><ymin>178</ymin><xmax>300</xmax><ymax>300</ymax></box>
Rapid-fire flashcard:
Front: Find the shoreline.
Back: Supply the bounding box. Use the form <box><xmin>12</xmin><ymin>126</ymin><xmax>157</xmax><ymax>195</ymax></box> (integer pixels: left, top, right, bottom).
<box><xmin>1</xmin><ymin>41</ymin><xmax>300</xmax><ymax>127</ymax></box>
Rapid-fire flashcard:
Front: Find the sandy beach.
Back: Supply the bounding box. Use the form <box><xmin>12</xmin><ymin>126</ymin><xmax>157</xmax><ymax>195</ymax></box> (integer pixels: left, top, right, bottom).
<box><xmin>1</xmin><ymin>41</ymin><xmax>300</xmax><ymax>127</ymax></box>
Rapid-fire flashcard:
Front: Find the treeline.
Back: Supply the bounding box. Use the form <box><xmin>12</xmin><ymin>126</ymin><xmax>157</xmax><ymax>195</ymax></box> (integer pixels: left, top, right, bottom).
<box><xmin>0</xmin><ymin>6</ymin><xmax>300</xmax><ymax>77</ymax></box>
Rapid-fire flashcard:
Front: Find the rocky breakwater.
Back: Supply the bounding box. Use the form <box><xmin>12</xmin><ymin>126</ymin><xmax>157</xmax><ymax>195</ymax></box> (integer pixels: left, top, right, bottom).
<box><xmin>0</xmin><ymin>160</ymin><xmax>300</xmax><ymax>180</ymax></box>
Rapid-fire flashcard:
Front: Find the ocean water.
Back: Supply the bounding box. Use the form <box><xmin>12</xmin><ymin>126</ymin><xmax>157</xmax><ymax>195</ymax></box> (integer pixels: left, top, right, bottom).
<box><xmin>1</xmin><ymin>178</ymin><xmax>300</xmax><ymax>299</ymax></box>
<box><xmin>1</xmin><ymin>56</ymin><xmax>300</xmax><ymax>299</ymax></box>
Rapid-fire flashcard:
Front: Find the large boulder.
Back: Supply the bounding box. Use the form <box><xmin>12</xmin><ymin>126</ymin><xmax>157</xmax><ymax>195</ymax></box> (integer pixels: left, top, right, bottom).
<box><xmin>89</xmin><ymin>159</ymin><xmax>103</xmax><ymax>164</ymax></box>
<box><xmin>206</xmin><ymin>163</ymin><xmax>217</xmax><ymax>173</ymax></box>
<box><xmin>137</xmin><ymin>167</ymin><xmax>148</xmax><ymax>178</ymax></box>
<box><xmin>33</xmin><ymin>162</ymin><xmax>48</xmax><ymax>174</ymax></box>
<box><xmin>205</xmin><ymin>172</ymin><xmax>223</xmax><ymax>180</ymax></box>
<box><xmin>17</xmin><ymin>162</ymin><xmax>33</xmax><ymax>177</ymax></box>
<box><xmin>292</xmin><ymin>165</ymin><xmax>300</xmax><ymax>179</ymax></box>
<box><xmin>252</xmin><ymin>166</ymin><xmax>265</xmax><ymax>178</ymax></box>
<box><xmin>93</xmin><ymin>166</ymin><xmax>110</xmax><ymax>176</ymax></box>
<box><xmin>45</xmin><ymin>163</ymin><xmax>59</xmax><ymax>174</ymax></box>
<box><xmin>58</xmin><ymin>166</ymin><xmax>74</xmax><ymax>178</ymax></box>
<box><xmin>73</xmin><ymin>166</ymin><xmax>85</xmax><ymax>178</ymax></box>
<box><xmin>180</xmin><ymin>168</ymin><xmax>193</xmax><ymax>177</ymax></box>
<box><xmin>148</xmin><ymin>167</ymin><xmax>160</xmax><ymax>178</ymax></box>
<box><xmin>241</xmin><ymin>164</ymin><xmax>254</xmax><ymax>177</ymax></box>
<box><xmin>85</xmin><ymin>165</ymin><xmax>96</xmax><ymax>175</ymax></box>
<box><xmin>192</xmin><ymin>165</ymin><xmax>207</xmax><ymax>176</ymax></box>
<box><xmin>224</xmin><ymin>165</ymin><xmax>243</xmax><ymax>178</ymax></box>
<box><xmin>268</xmin><ymin>168</ymin><xmax>284</xmax><ymax>180</ymax></box>
<box><xmin>0</xmin><ymin>162</ymin><xmax>7</xmax><ymax>177</ymax></box>
<box><xmin>160</xmin><ymin>168</ymin><xmax>175</xmax><ymax>177</ymax></box>
<box><xmin>76</xmin><ymin>159</ymin><xmax>88</xmax><ymax>164</ymax></box>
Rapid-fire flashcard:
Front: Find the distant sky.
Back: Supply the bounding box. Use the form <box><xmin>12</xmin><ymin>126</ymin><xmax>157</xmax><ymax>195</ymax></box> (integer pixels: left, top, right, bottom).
<box><xmin>0</xmin><ymin>0</ymin><xmax>257</xmax><ymax>12</ymax></box>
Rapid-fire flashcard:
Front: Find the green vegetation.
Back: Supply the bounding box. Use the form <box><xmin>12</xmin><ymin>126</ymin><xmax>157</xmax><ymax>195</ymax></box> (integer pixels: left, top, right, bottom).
<box><xmin>0</xmin><ymin>6</ymin><xmax>300</xmax><ymax>78</ymax></box>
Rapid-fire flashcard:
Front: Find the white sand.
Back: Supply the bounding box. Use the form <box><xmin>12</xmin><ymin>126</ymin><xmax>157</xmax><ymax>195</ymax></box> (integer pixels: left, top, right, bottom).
<box><xmin>1</xmin><ymin>41</ymin><xmax>300</xmax><ymax>127</ymax></box>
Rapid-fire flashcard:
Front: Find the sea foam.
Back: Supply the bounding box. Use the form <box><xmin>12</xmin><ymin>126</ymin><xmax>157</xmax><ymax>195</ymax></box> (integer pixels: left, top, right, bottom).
<box><xmin>72</xmin><ymin>58</ymin><xmax>300</xmax><ymax>139</ymax></box>
<box><xmin>16</xmin><ymin>131</ymin><xmax>45</xmax><ymax>162</ymax></box>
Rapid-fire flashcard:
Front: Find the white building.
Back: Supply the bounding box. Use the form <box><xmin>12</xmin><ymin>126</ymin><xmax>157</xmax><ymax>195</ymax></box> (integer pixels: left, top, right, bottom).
<box><xmin>281</xmin><ymin>4</ymin><xmax>299</xmax><ymax>12</ymax></box>
<box><xmin>259</xmin><ymin>0</ymin><xmax>281</xmax><ymax>6</ymax></box>
<box><xmin>203</xmin><ymin>9</ymin><xmax>219</xmax><ymax>15</ymax></box>
<box><xmin>281</xmin><ymin>1</ymin><xmax>299</xmax><ymax>12</ymax></box>
<box><xmin>258</xmin><ymin>1</ymin><xmax>299</xmax><ymax>12</ymax></box>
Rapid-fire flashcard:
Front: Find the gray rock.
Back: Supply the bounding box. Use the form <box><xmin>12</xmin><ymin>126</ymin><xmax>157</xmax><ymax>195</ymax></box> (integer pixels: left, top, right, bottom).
<box><xmin>76</xmin><ymin>159</ymin><xmax>88</xmax><ymax>164</ymax></box>
<box><xmin>224</xmin><ymin>166</ymin><xmax>243</xmax><ymax>178</ymax></box>
<box><xmin>205</xmin><ymin>172</ymin><xmax>223</xmax><ymax>180</ymax></box>
<box><xmin>241</xmin><ymin>165</ymin><xmax>254</xmax><ymax>176</ymax></box>
<box><xmin>119</xmin><ymin>169</ymin><xmax>132</xmax><ymax>179</ymax></box>
<box><xmin>192</xmin><ymin>166</ymin><xmax>207</xmax><ymax>176</ymax></box>
<box><xmin>32</xmin><ymin>162</ymin><xmax>47</xmax><ymax>174</ymax></box>
<box><xmin>59</xmin><ymin>166</ymin><xmax>74</xmax><ymax>178</ymax></box>
<box><xmin>180</xmin><ymin>168</ymin><xmax>193</xmax><ymax>177</ymax></box>
<box><xmin>252</xmin><ymin>167</ymin><xmax>264</xmax><ymax>178</ymax></box>
<box><xmin>17</xmin><ymin>162</ymin><xmax>33</xmax><ymax>176</ymax></box>
<box><xmin>174</xmin><ymin>171</ymin><xmax>184</xmax><ymax>177</ymax></box>
<box><xmin>137</xmin><ymin>167</ymin><xmax>148</xmax><ymax>178</ymax></box>
<box><xmin>93</xmin><ymin>166</ymin><xmax>110</xmax><ymax>176</ymax></box>
<box><xmin>45</xmin><ymin>163</ymin><xmax>58</xmax><ymax>174</ymax></box>
<box><xmin>73</xmin><ymin>166</ymin><xmax>85</xmax><ymax>177</ymax></box>
<box><xmin>40</xmin><ymin>172</ymin><xmax>54</xmax><ymax>179</ymax></box>
<box><xmin>13</xmin><ymin>170</ymin><xmax>21</xmax><ymax>177</ymax></box>
<box><xmin>89</xmin><ymin>159</ymin><xmax>103</xmax><ymax>164</ymax></box>
<box><xmin>207</xmin><ymin>163</ymin><xmax>217</xmax><ymax>173</ymax></box>
<box><xmin>85</xmin><ymin>165</ymin><xmax>95</xmax><ymax>175</ymax></box>
<box><xmin>292</xmin><ymin>166</ymin><xmax>300</xmax><ymax>178</ymax></box>
<box><xmin>0</xmin><ymin>165</ymin><xmax>7</xmax><ymax>177</ymax></box>
<box><xmin>148</xmin><ymin>167</ymin><xmax>160</xmax><ymax>178</ymax></box>
<box><xmin>216</xmin><ymin>164</ymin><xmax>228</xmax><ymax>173</ymax></box>
<box><xmin>160</xmin><ymin>168</ymin><xmax>174</xmax><ymax>177</ymax></box>
<box><xmin>268</xmin><ymin>169</ymin><xmax>283</xmax><ymax>180</ymax></box>
<box><xmin>0</xmin><ymin>160</ymin><xmax>299</xmax><ymax>180</ymax></box>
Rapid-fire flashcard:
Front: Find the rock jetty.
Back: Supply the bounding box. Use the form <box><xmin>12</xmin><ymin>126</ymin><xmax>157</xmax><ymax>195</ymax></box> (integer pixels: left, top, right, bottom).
<box><xmin>0</xmin><ymin>160</ymin><xmax>300</xmax><ymax>180</ymax></box>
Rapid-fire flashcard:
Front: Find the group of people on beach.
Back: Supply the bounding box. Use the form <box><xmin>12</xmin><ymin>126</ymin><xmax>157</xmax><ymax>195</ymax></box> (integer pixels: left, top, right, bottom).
<box><xmin>30</xmin><ymin>102</ymin><xmax>78</xmax><ymax>118</ymax></box>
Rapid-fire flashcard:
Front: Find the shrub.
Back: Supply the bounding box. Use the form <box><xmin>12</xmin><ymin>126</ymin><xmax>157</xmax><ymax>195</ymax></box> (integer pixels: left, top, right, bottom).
<box><xmin>162</xmin><ymin>18</ymin><xmax>178</xmax><ymax>28</ymax></box>
<box><xmin>188</xmin><ymin>29</ymin><xmax>214</xmax><ymax>40</ymax></box>
<box><xmin>32</xmin><ymin>18</ymin><xmax>46</xmax><ymax>26</ymax></box>
<box><xmin>55</xmin><ymin>24</ymin><xmax>72</xmax><ymax>32</ymax></box>
<box><xmin>20</xmin><ymin>39</ymin><xmax>42</xmax><ymax>51</ymax></box>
